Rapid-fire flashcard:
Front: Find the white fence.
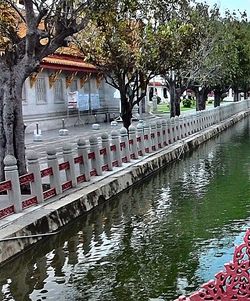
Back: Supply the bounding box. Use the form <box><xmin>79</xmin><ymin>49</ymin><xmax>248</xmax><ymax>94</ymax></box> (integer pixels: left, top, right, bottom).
<box><xmin>0</xmin><ymin>100</ymin><xmax>249</xmax><ymax>220</ymax></box>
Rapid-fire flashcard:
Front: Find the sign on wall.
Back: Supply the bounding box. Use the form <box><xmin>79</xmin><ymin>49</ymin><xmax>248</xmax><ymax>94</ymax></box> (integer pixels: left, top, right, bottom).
<box><xmin>67</xmin><ymin>91</ymin><xmax>78</xmax><ymax>109</ymax></box>
<box><xmin>90</xmin><ymin>93</ymin><xmax>100</xmax><ymax>110</ymax></box>
<box><xmin>78</xmin><ymin>94</ymin><xmax>90</xmax><ymax>111</ymax></box>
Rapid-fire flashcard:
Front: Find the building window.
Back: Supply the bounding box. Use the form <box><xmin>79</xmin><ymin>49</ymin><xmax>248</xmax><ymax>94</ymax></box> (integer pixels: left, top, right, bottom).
<box><xmin>54</xmin><ymin>79</ymin><xmax>64</xmax><ymax>103</ymax></box>
<box><xmin>35</xmin><ymin>77</ymin><xmax>47</xmax><ymax>104</ymax></box>
<box><xmin>70</xmin><ymin>79</ymin><xmax>78</xmax><ymax>92</ymax></box>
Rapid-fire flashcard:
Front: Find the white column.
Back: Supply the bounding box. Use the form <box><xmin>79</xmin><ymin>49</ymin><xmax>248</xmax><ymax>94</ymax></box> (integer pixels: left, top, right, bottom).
<box><xmin>89</xmin><ymin>136</ymin><xmax>102</xmax><ymax>176</ymax></box>
<box><xmin>101</xmin><ymin>133</ymin><xmax>113</xmax><ymax>171</ymax></box>
<box><xmin>77</xmin><ymin>138</ymin><xmax>91</xmax><ymax>181</ymax></box>
<box><xmin>63</xmin><ymin>143</ymin><xmax>77</xmax><ymax>187</ymax></box>
<box><xmin>4</xmin><ymin>155</ymin><xmax>22</xmax><ymax>213</ymax></box>
<box><xmin>47</xmin><ymin>147</ymin><xmax>62</xmax><ymax>195</ymax></box>
<box><xmin>111</xmin><ymin>130</ymin><xmax>122</xmax><ymax>167</ymax></box>
<box><xmin>27</xmin><ymin>151</ymin><xmax>43</xmax><ymax>204</ymax></box>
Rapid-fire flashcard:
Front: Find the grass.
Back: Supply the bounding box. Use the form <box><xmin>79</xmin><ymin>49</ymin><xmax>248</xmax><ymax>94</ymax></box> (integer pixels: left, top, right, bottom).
<box><xmin>156</xmin><ymin>103</ymin><xmax>196</xmax><ymax>114</ymax></box>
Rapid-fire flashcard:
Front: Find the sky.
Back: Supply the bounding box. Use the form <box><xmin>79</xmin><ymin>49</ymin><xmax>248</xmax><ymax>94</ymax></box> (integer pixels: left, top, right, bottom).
<box><xmin>202</xmin><ymin>0</ymin><xmax>250</xmax><ymax>16</ymax></box>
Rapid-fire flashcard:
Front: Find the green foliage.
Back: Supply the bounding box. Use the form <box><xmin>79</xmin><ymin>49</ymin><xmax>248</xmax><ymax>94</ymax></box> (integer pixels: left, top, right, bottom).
<box><xmin>182</xmin><ymin>98</ymin><xmax>193</xmax><ymax>108</ymax></box>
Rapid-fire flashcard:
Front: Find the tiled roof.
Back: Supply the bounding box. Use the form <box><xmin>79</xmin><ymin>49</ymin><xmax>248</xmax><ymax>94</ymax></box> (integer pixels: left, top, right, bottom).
<box><xmin>41</xmin><ymin>55</ymin><xmax>97</xmax><ymax>72</ymax></box>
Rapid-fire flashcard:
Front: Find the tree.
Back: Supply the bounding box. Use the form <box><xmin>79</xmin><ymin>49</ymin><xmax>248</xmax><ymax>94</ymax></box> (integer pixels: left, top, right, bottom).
<box><xmin>0</xmin><ymin>0</ymin><xmax>95</xmax><ymax>180</ymax></box>
<box><xmin>78</xmin><ymin>0</ymin><xmax>159</xmax><ymax>129</ymax></box>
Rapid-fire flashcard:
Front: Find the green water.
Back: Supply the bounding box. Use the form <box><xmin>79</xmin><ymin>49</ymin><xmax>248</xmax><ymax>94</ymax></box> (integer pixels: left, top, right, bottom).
<box><xmin>2</xmin><ymin>118</ymin><xmax>250</xmax><ymax>301</ymax></box>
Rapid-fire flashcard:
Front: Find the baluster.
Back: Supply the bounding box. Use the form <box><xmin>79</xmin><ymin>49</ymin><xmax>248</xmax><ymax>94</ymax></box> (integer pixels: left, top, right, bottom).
<box><xmin>137</xmin><ymin>123</ymin><xmax>145</xmax><ymax>156</ymax></box>
<box><xmin>27</xmin><ymin>151</ymin><xmax>43</xmax><ymax>204</ymax></box>
<box><xmin>63</xmin><ymin>143</ymin><xmax>77</xmax><ymax>187</ymax></box>
<box><xmin>77</xmin><ymin>138</ymin><xmax>91</xmax><ymax>181</ymax></box>
<box><xmin>111</xmin><ymin>130</ymin><xmax>122</xmax><ymax>167</ymax></box>
<box><xmin>143</xmin><ymin>123</ymin><xmax>152</xmax><ymax>153</ymax></box>
<box><xmin>101</xmin><ymin>133</ymin><xmax>113</xmax><ymax>171</ymax></box>
<box><xmin>89</xmin><ymin>136</ymin><xmax>102</xmax><ymax>176</ymax></box>
<box><xmin>4</xmin><ymin>155</ymin><xmax>22</xmax><ymax>213</ymax></box>
<box><xmin>129</xmin><ymin>125</ymin><xmax>138</xmax><ymax>159</ymax></box>
<box><xmin>47</xmin><ymin>147</ymin><xmax>62</xmax><ymax>195</ymax></box>
<box><xmin>120</xmin><ymin>127</ymin><xmax>130</xmax><ymax>163</ymax></box>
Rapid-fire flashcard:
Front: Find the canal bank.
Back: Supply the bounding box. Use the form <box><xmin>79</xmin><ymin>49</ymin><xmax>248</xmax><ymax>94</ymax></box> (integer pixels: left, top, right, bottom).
<box><xmin>0</xmin><ymin>109</ymin><xmax>250</xmax><ymax>266</ymax></box>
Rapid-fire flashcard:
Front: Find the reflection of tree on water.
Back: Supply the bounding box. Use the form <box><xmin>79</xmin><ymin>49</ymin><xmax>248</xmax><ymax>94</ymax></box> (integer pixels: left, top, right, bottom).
<box><xmin>0</xmin><ymin>117</ymin><xmax>250</xmax><ymax>300</ymax></box>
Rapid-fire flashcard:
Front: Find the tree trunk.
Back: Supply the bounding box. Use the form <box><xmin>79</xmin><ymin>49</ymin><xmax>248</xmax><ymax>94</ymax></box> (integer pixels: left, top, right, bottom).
<box><xmin>214</xmin><ymin>89</ymin><xmax>222</xmax><ymax>108</ymax></box>
<box><xmin>120</xmin><ymin>94</ymin><xmax>132</xmax><ymax>130</ymax></box>
<box><xmin>195</xmin><ymin>88</ymin><xmax>208</xmax><ymax>111</ymax></box>
<box><xmin>0</xmin><ymin>70</ymin><xmax>26</xmax><ymax>180</ymax></box>
<box><xmin>233</xmin><ymin>88</ymin><xmax>239</xmax><ymax>102</ymax></box>
<box><xmin>169</xmin><ymin>80</ymin><xmax>176</xmax><ymax>118</ymax></box>
<box><xmin>244</xmin><ymin>90</ymin><xmax>248</xmax><ymax>100</ymax></box>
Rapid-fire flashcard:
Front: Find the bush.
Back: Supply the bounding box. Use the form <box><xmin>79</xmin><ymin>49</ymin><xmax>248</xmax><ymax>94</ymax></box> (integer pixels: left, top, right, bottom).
<box><xmin>182</xmin><ymin>98</ymin><xmax>193</xmax><ymax>108</ymax></box>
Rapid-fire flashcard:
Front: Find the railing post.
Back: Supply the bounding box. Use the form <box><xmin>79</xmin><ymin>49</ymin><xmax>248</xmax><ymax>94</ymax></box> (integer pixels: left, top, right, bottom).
<box><xmin>178</xmin><ymin>116</ymin><xmax>184</xmax><ymax>138</ymax></box>
<box><xmin>162</xmin><ymin>119</ymin><xmax>167</xmax><ymax>146</ymax></box>
<box><xmin>4</xmin><ymin>155</ymin><xmax>22</xmax><ymax>213</ymax></box>
<box><xmin>63</xmin><ymin>143</ymin><xmax>77</xmax><ymax>187</ymax></box>
<box><xmin>151</xmin><ymin>122</ymin><xmax>158</xmax><ymax>151</ymax></box>
<box><xmin>27</xmin><ymin>151</ymin><xmax>43</xmax><ymax>204</ymax></box>
<box><xmin>47</xmin><ymin>147</ymin><xmax>62</xmax><ymax>195</ymax></box>
<box><xmin>167</xmin><ymin>119</ymin><xmax>173</xmax><ymax>144</ymax></box>
<box><xmin>143</xmin><ymin>123</ymin><xmax>152</xmax><ymax>153</ymax></box>
<box><xmin>101</xmin><ymin>133</ymin><xmax>113</xmax><ymax>171</ymax></box>
<box><xmin>77</xmin><ymin>138</ymin><xmax>91</xmax><ymax>181</ymax></box>
<box><xmin>137</xmin><ymin>123</ymin><xmax>145</xmax><ymax>156</ymax></box>
<box><xmin>156</xmin><ymin>120</ymin><xmax>163</xmax><ymax>148</ymax></box>
<box><xmin>170</xmin><ymin>117</ymin><xmax>176</xmax><ymax>142</ymax></box>
<box><xmin>174</xmin><ymin>116</ymin><xmax>180</xmax><ymax>140</ymax></box>
<box><xmin>89</xmin><ymin>136</ymin><xmax>102</xmax><ymax>176</ymax></box>
<box><xmin>120</xmin><ymin>127</ymin><xmax>131</xmax><ymax>163</ymax></box>
<box><xmin>129</xmin><ymin>125</ymin><xmax>138</xmax><ymax>159</ymax></box>
<box><xmin>111</xmin><ymin>130</ymin><xmax>122</xmax><ymax>167</ymax></box>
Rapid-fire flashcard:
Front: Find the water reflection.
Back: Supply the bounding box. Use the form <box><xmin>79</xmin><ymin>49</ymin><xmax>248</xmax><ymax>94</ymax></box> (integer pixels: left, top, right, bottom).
<box><xmin>1</xmin><ymin>118</ymin><xmax>250</xmax><ymax>300</ymax></box>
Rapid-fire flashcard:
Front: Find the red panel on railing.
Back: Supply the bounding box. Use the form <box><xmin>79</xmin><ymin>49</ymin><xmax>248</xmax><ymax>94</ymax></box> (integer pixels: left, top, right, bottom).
<box><xmin>62</xmin><ymin>181</ymin><xmax>73</xmax><ymax>192</ymax></box>
<box><xmin>102</xmin><ymin>164</ymin><xmax>109</xmax><ymax>171</ymax></box>
<box><xmin>90</xmin><ymin>169</ymin><xmax>97</xmax><ymax>177</ymax></box>
<box><xmin>19</xmin><ymin>173</ymin><xmax>34</xmax><ymax>185</ymax></box>
<box><xmin>77</xmin><ymin>174</ymin><xmax>86</xmax><ymax>183</ymax></box>
<box><xmin>130</xmin><ymin>153</ymin><xmax>135</xmax><ymax>159</ymax></box>
<box><xmin>168</xmin><ymin>129</ymin><xmax>170</xmax><ymax>134</ymax></box>
<box><xmin>157</xmin><ymin>132</ymin><xmax>160</xmax><ymax>137</ymax></box>
<box><xmin>43</xmin><ymin>188</ymin><xmax>56</xmax><ymax>200</ymax></box>
<box><xmin>158</xmin><ymin>143</ymin><xmax>162</xmax><ymax>148</ymax></box>
<box><xmin>138</xmin><ymin>150</ymin><xmax>142</xmax><ymax>156</ymax></box>
<box><xmin>163</xmin><ymin>130</ymin><xmax>166</xmax><ymax>135</ymax></box>
<box><xmin>151</xmin><ymin>133</ymin><xmax>155</xmax><ymax>138</ymax></box>
<box><xmin>100</xmin><ymin>148</ymin><xmax>107</xmax><ymax>155</ymax></box>
<box><xmin>175</xmin><ymin>229</ymin><xmax>250</xmax><ymax>301</ymax></box>
<box><xmin>59</xmin><ymin>162</ymin><xmax>70</xmax><ymax>171</ymax></box>
<box><xmin>152</xmin><ymin>145</ymin><xmax>156</xmax><ymax>151</ymax></box>
<box><xmin>122</xmin><ymin>157</ymin><xmax>128</xmax><ymax>163</ymax></box>
<box><xmin>137</xmin><ymin>137</ymin><xmax>141</xmax><ymax>142</ymax></box>
<box><xmin>41</xmin><ymin>167</ymin><xmax>53</xmax><ymax>178</ymax></box>
<box><xmin>74</xmin><ymin>156</ymin><xmax>83</xmax><ymax>164</ymax></box>
<box><xmin>129</xmin><ymin>139</ymin><xmax>133</xmax><ymax>145</ymax></box>
<box><xmin>145</xmin><ymin>148</ymin><xmax>149</xmax><ymax>153</ymax></box>
<box><xmin>112</xmin><ymin>160</ymin><xmax>118</xmax><ymax>167</ymax></box>
<box><xmin>120</xmin><ymin>142</ymin><xmax>125</xmax><ymax>149</ymax></box>
<box><xmin>22</xmin><ymin>196</ymin><xmax>38</xmax><ymax>209</ymax></box>
<box><xmin>88</xmin><ymin>152</ymin><xmax>95</xmax><ymax>160</ymax></box>
<box><xmin>0</xmin><ymin>205</ymin><xmax>14</xmax><ymax>219</ymax></box>
<box><xmin>144</xmin><ymin>134</ymin><xmax>148</xmax><ymax>140</ymax></box>
<box><xmin>110</xmin><ymin>145</ymin><xmax>116</xmax><ymax>151</ymax></box>
<box><xmin>0</xmin><ymin>180</ymin><xmax>12</xmax><ymax>193</ymax></box>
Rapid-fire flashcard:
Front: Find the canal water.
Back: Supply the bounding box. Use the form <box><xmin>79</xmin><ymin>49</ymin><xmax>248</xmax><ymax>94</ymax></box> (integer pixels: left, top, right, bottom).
<box><xmin>1</xmin><ymin>118</ymin><xmax>250</xmax><ymax>301</ymax></box>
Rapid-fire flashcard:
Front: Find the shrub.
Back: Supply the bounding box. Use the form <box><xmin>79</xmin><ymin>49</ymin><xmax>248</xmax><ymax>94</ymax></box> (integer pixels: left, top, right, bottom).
<box><xmin>182</xmin><ymin>98</ymin><xmax>193</xmax><ymax>108</ymax></box>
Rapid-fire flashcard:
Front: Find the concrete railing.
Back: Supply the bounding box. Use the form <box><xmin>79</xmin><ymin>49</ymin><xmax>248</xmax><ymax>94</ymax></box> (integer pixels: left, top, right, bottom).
<box><xmin>0</xmin><ymin>100</ymin><xmax>249</xmax><ymax>219</ymax></box>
